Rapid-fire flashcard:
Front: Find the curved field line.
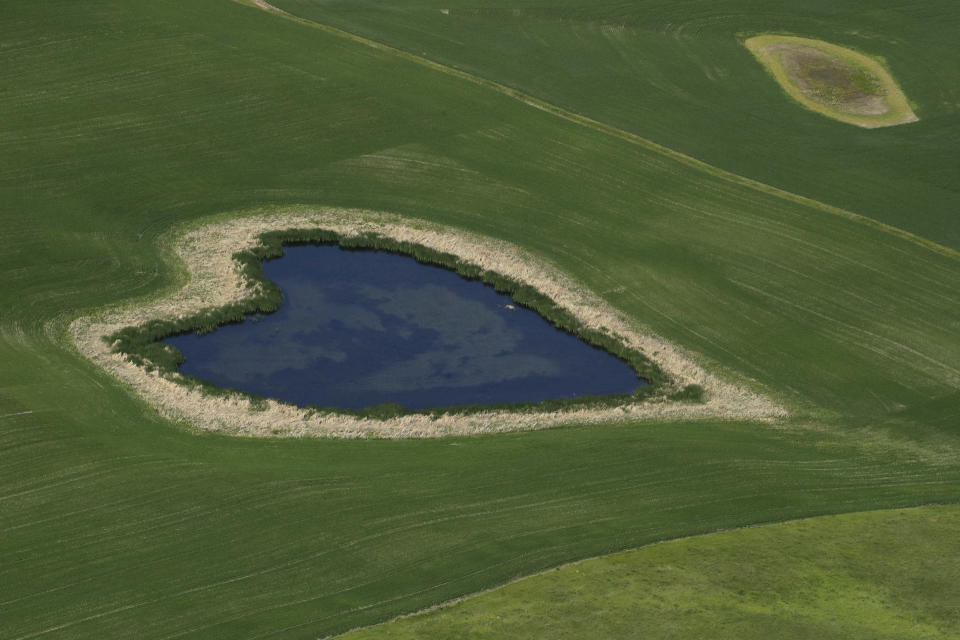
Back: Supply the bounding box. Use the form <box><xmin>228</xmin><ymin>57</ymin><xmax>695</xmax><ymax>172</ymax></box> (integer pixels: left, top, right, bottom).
<box><xmin>330</xmin><ymin>503</ymin><xmax>960</xmax><ymax>639</ymax></box>
<box><xmin>242</xmin><ymin>0</ymin><xmax>958</xmax><ymax>262</ymax></box>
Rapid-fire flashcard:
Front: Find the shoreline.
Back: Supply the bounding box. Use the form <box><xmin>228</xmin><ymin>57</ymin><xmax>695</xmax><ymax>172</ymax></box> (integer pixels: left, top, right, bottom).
<box><xmin>69</xmin><ymin>207</ymin><xmax>786</xmax><ymax>438</ymax></box>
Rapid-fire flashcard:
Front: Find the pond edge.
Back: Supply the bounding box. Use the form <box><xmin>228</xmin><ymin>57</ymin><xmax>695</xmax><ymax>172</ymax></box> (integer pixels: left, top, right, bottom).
<box><xmin>111</xmin><ymin>229</ymin><xmax>668</xmax><ymax>418</ymax></box>
<box><xmin>70</xmin><ymin>207</ymin><xmax>786</xmax><ymax>438</ymax></box>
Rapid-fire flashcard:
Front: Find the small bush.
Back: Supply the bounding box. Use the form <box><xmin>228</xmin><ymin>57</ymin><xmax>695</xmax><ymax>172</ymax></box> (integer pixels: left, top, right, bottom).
<box><xmin>669</xmin><ymin>384</ymin><xmax>705</xmax><ymax>403</ymax></box>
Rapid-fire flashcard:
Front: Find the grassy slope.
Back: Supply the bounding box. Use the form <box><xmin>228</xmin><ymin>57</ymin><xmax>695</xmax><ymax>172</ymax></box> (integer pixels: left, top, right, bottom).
<box><xmin>338</xmin><ymin>506</ymin><xmax>960</xmax><ymax>640</ymax></box>
<box><xmin>275</xmin><ymin>0</ymin><xmax>960</xmax><ymax>248</ymax></box>
<box><xmin>1</xmin><ymin>1</ymin><xmax>959</xmax><ymax>638</ymax></box>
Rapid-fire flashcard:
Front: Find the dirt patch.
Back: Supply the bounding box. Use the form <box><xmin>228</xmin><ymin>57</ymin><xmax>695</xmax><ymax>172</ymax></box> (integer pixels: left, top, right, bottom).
<box><xmin>745</xmin><ymin>35</ymin><xmax>918</xmax><ymax>128</ymax></box>
<box><xmin>69</xmin><ymin>208</ymin><xmax>785</xmax><ymax>438</ymax></box>
<box><xmin>768</xmin><ymin>45</ymin><xmax>888</xmax><ymax>115</ymax></box>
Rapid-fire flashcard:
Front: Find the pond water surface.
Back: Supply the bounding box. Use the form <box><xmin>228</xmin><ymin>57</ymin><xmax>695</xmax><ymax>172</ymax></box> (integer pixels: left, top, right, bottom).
<box><xmin>164</xmin><ymin>245</ymin><xmax>645</xmax><ymax>410</ymax></box>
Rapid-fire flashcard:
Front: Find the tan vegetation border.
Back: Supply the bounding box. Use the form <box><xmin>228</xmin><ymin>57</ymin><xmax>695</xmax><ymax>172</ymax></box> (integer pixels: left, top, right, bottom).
<box><xmin>744</xmin><ymin>34</ymin><xmax>918</xmax><ymax>128</ymax></box>
<box><xmin>70</xmin><ymin>208</ymin><xmax>785</xmax><ymax>438</ymax></box>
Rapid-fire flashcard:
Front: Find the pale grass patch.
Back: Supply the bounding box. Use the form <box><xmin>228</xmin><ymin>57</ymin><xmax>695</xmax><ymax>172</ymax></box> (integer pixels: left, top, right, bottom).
<box><xmin>70</xmin><ymin>207</ymin><xmax>785</xmax><ymax>438</ymax></box>
<box><xmin>744</xmin><ymin>34</ymin><xmax>918</xmax><ymax>129</ymax></box>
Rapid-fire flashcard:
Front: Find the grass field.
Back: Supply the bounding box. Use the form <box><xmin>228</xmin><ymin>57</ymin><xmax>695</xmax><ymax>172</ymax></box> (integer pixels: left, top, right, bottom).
<box><xmin>338</xmin><ymin>506</ymin><xmax>960</xmax><ymax>639</ymax></box>
<box><xmin>274</xmin><ymin>0</ymin><xmax>960</xmax><ymax>248</ymax></box>
<box><xmin>2</xmin><ymin>0</ymin><xmax>959</xmax><ymax>638</ymax></box>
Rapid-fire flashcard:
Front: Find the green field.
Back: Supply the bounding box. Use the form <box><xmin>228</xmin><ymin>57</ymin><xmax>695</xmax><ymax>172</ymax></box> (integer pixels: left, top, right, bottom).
<box><xmin>339</xmin><ymin>507</ymin><xmax>960</xmax><ymax>639</ymax></box>
<box><xmin>2</xmin><ymin>1</ymin><xmax>959</xmax><ymax>638</ymax></box>
<box><xmin>273</xmin><ymin>0</ymin><xmax>960</xmax><ymax>247</ymax></box>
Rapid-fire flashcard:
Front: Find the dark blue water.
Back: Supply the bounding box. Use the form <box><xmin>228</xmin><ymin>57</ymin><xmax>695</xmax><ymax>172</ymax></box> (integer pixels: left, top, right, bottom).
<box><xmin>164</xmin><ymin>245</ymin><xmax>645</xmax><ymax>410</ymax></box>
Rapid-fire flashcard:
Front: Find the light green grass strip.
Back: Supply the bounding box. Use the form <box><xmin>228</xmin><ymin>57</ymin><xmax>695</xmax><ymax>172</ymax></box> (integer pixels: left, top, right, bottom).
<box><xmin>243</xmin><ymin>0</ymin><xmax>957</xmax><ymax>262</ymax></box>
<box><xmin>336</xmin><ymin>505</ymin><xmax>960</xmax><ymax>640</ymax></box>
<box><xmin>745</xmin><ymin>34</ymin><xmax>918</xmax><ymax>129</ymax></box>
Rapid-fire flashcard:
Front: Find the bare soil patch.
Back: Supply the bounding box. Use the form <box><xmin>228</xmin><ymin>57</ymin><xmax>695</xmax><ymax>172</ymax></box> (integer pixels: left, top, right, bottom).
<box><xmin>745</xmin><ymin>35</ymin><xmax>918</xmax><ymax>128</ymax></box>
<box><xmin>769</xmin><ymin>44</ymin><xmax>887</xmax><ymax>115</ymax></box>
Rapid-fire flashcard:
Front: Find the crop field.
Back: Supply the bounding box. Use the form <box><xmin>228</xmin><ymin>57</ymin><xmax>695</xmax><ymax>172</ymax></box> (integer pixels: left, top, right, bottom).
<box><xmin>340</xmin><ymin>506</ymin><xmax>960</xmax><ymax>639</ymax></box>
<box><xmin>1</xmin><ymin>0</ymin><xmax>958</xmax><ymax>638</ymax></box>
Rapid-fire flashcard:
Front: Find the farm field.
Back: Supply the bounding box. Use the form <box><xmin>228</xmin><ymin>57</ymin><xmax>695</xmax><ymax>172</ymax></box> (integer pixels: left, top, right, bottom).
<box><xmin>275</xmin><ymin>0</ymin><xmax>960</xmax><ymax>248</ymax></box>
<box><xmin>339</xmin><ymin>506</ymin><xmax>960</xmax><ymax>639</ymax></box>
<box><xmin>1</xmin><ymin>0</ymin><xmax>959</xmax><ymax>638</ymax></box>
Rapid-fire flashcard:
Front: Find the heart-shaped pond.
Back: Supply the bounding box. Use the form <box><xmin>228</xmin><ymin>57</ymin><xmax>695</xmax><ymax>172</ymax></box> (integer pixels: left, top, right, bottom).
<box><xmin>164</xmin><ymin>245</ymin><xmax>646</xmax><ymax>410</ymax></box>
